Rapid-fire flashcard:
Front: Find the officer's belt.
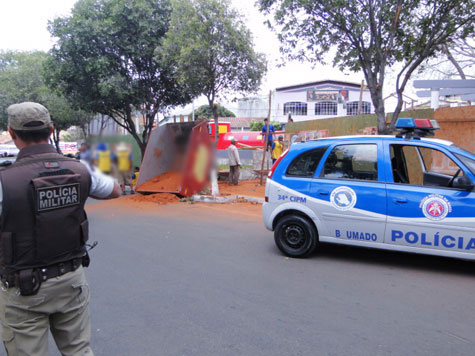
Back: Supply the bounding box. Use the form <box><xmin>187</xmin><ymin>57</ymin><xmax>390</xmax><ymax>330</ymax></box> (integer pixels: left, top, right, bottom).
<box><xmin>1</xmin><ymin>258</ymin><xmax>83</xmax><ymax>288</ymax></box>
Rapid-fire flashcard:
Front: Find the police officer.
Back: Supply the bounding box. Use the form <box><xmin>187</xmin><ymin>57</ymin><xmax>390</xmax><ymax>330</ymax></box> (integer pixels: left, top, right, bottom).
<box><xmin>0</xmin><ymin>102</ymin><xmax>121</xmax><ymax>355</ymax></box>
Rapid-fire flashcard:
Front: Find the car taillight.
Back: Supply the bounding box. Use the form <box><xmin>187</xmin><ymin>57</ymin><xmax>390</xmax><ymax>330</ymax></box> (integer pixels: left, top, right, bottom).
<box><xmin>268</xmin><ymin>149</ymin><xmax>289</xmax><ymax>179</ymax></box>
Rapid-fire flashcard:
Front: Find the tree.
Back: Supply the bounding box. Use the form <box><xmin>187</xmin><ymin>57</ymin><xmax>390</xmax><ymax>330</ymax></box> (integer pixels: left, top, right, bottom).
<box><xmin>47</xmin><ymin>0</ymin><xmax>190</xmax><ymax>158</ymax></box>
<box><xmin>0</xmin><ymin>51</ymin><xmax>47</xmax><ymax>128</ymax></box>
<box><xmin>250</xmin><ymin>120</ymin><xmax>281</xmax><ymax>131</ymax></box>
<box><xmin>419</xmin><ymin>38</ymin><xmax>475</xmax><ymax>80</ymax></box>
<box><xmin>193</xmin><ymin>104</ymin><xmax>235</xmax><ymax>121</ymax></box>
<box><xmin>41</xmin><ymin>94</ymin><xmax>94</xmax><ymax>150</ymax></box>
<box><xmin>259</xmin><ymin>0</ymin><xmax>475</xmax><ymax>133</ymax></box>
<box><xmin>0</xmin><ymin>51</ymin><xmax>92</xmax><ymax>149</ymax></box>
<box><xmin>159</xmin><ymin>0</ymin><xmax>267</xmax><ymax>141</ymax></box>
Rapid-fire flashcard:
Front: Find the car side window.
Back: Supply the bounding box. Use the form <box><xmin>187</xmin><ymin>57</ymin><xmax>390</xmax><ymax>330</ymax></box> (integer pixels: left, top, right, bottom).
<box><xmin>390</xmin><ymin>145</ymin><xmax>423</xmax><ymax>184</ymax></box>
<box><xmin>322</xmin><ymin>144</ymin><xmax>378</xmax><ymax>181</ymax></box>
<box><xmin>391</xmin><ymin>144</ymin><xmax>465</xmax><ymax>188</ymax></box>
<box><xmin>286</xmin><ymin>146</ymin><xmax>328</xmax><ymax>177</ymax></box>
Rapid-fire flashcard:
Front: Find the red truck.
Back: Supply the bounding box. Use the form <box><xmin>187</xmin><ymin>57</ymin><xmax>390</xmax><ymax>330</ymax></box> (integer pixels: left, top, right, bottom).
<box><xmin>208</xmin><ymin>120</ymin><xmax>283</xmax><ymax>150</ymax></box>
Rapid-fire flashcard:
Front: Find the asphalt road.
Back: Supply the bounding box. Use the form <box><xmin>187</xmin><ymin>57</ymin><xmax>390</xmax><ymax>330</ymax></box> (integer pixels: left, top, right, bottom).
<box><xmin>44</xmin><ymin>199</ymin><xmax>475</xmax><ymax>356</ymax></box>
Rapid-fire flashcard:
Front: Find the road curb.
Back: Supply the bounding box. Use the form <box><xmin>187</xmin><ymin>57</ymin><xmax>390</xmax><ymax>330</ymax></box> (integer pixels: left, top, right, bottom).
<box><xmin>193</xmin><ymin>194</ymin><xmax>264</xmax><ymax>204</ymax></box>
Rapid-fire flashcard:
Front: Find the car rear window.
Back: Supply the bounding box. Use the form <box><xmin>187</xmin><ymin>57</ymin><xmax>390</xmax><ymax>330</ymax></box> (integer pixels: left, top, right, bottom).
<box><xmin>322</xmin><ymin>144</ymin><xmax>378</xmax><ymax>181</ymax></box>
<box><xmin>286</xmin><ymin>146</ymin><xmax>328</xmax><ymax>177</ymax></box>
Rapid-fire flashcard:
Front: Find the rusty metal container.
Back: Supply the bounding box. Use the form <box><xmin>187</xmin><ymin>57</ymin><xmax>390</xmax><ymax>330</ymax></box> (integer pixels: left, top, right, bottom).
<box><xmin>136</xmin><ymin>121</ymin><xmax>213</xmax><ymax>196</ymax></box>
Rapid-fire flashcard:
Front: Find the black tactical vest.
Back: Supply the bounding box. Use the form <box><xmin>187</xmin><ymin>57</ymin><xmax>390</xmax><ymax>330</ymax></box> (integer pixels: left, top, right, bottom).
<box><xmin>0</xmin><ymin>144</ymin><xmax>91</xmax><ymax>274</ymax></box>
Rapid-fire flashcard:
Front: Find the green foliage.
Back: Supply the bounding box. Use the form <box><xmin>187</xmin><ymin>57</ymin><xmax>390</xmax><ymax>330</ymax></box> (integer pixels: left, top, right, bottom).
<box><xmin>259</xmin><ymin>0</ymin><xmax>475</xmax><ymax>132</ymax></box>
<box><xmin>0</xmin><ymin>51</ymin><xmax>48</xmax><ymax>129</ymax></box>
<box><xmin>250</xmin><ymin>121</ymin><xmax>263</xmax><ymax>131</ymax></box>
<box><xmin>250</xmin><ymin>120</ymin><xmax>281</xmax><ymax>131</ymax></box>
<box><xmin>159</xmin><ymin>0</ymin><xmax>267</xmax><ymax>138</ymax></box>
<box><xmin>0</xmin><ymin>51</ymin><xmax>93</xmax><ymax>144</ymax></box>
<box><xmin>272</xmin><ymin>121</ymin><xmax>281</xmax><ymax>131</ymax></box>
<box><xmin>47</xmin><ymin>0</ymin><xmax>190</xmax><ymax>156</ymax></box>
<box><xmin>193</xmin><ymin>104</ymin><xmax>235</xmax><ymax>120</ymax></box>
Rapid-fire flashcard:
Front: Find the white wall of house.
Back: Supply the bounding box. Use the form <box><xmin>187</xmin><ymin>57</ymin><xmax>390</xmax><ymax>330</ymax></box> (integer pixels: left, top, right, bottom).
<box><xmin>271</xmin><ymin>81</ymin><xmax>374</xmax><ymax>123</ymax></box>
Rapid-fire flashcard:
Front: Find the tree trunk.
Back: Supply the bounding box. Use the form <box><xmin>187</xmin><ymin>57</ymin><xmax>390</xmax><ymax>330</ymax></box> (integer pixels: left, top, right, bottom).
<box><xmin>209</xmin><ymin>99</ymin><xmax>219</xmax><ymax>196</ymax></box>
<box><xmin>52</xmin><ymin>127</ymin><xmax>62</xmax><ymax>153</ymax></box>
<box><xmin>99</xmin><ymin>114</ymin><xmax>106</xmax><ymax>137</ymax></box>
<box><xmin>443</xmin><ymin>44</ymin><xmax>466</xmax><ymax>79</ymax></box>
<box><xmin>80</xmin><ymin>123</ymin><xmax>88</xmax><ymax>140</ymax></box>
<box><xmin>365</xmin><ymin>76</ymin><xmax>387</xmax><ymax>134</ymax></box>
<box><xmin>390</xmin><ymin>89</ymin><xmax>406</xmax><ymax>132</ymax></box>
<box><xmin>212</xmin><ymin>102</ymin><xmax>219</xmax><ymax>143</ymax></box>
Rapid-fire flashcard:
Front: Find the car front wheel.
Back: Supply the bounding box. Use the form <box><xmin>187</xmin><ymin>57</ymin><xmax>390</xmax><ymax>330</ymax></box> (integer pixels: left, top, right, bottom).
<box><xmin>274</xmin><ymin>215</ymin><xmax>317</xmax><ymax>258</ymax></box>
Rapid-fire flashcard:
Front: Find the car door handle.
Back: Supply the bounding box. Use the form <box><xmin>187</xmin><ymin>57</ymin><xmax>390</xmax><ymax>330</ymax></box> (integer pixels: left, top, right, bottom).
<box><xmin>393</xmin><ymin>197</ymin><xmax>408</xmax><ymax>204</ymax></box>
<box><xmin>318</xmin><ymin>189</ymin><xmax>329</xmax><ymax>196</ymax></box>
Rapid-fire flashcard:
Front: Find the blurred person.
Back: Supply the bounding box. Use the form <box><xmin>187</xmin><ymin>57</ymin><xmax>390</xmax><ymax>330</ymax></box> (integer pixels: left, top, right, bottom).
<box><xmin>77</xmin><ymin>142</ymin><xmax>93</xmax><ymax>165</ymax></box>
<box><xmin>227</xmin><ymin>138</ymin><xmax>241</xmax><ymax>186</ymax></box>
<box><xmin>95</xmin><ymin>141</ymin><xmax>112</xmax><ymax>174</ymax></box>
<box><xmin>272</xmin><ymin>135</ymin><xmax>284</xmax><ymax>164</ymax></box>
<box><xmin>0</xmin><ymin>102</ymin><xmax>121</xmax><ymax>355</ymax></box>
<box><xmin>113</xmin><ymin>143</ymin><xmax>133</xmax><ymax>194</ymax></box>
<box><xmin>282</xmin><ymin>113</ymin><xmax>293</xmax><ymax>131</ymax></box>
<box><xmin>261</xmin><ymin>118</ymin><xmax>275</xmax><ymax>153</ymax></box>
<box><xmin>131</xmin><ymin>166</ymin><xmax>140</xmax><ymax>193</ymax></box>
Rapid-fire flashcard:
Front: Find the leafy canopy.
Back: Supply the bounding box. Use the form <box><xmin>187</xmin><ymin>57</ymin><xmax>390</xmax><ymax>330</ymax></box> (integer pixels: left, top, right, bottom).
<box><xmin>0</xmin><ymin>51</ymin><xmax>92</xmax><ymax>142</ymax></box>
<box><xmin>193</xmin><ymin>105</ymin><xmax>235</xmax><ymax>120</ymax></box>
<box><xmin>47</xmin><ymin>0</ymin><xmax>190</xmax><ymax>155</ymax></box>
<box><xmin>159</xmin><ymin>0</ymin><xmax>267</xmax><ymax>113</ymax></box>
<box><xmin>259</xmin><ymin>0</ymin><xmax>475</xmax><ymax>132</ymax></box>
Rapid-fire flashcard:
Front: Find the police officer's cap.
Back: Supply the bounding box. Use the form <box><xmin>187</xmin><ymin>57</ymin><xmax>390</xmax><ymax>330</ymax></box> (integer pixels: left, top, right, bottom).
<box><xmin>7</xmin><ymin>102</ymin><xmax>52</xmax><ymax>131</ymax></box>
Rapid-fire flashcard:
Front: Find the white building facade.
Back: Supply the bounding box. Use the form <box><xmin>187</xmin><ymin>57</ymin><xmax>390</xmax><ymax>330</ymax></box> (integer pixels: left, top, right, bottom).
<box><xmin>236</xmin><ymin>95</ymin><xmax>269</xmax><ymax>118</ymax></box>
<box><xmin>272</xmin><ymin>80</ymin><xmax>374</xmax><ymax>123</ymax></box>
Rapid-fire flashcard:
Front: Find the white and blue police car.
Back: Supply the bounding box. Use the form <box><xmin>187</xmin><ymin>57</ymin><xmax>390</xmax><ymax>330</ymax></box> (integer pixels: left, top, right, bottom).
<box><xmin>263</xmin><ymin>118</ymin><xmax>475</xmax><ymax>259</ymax></box>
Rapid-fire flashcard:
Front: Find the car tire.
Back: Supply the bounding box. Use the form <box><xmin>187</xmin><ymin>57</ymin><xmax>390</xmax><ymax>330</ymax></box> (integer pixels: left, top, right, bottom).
<box><xmin>274</xmin><ymin>215</ymin><xmax>318</xmax><ymax>258</ymax></box>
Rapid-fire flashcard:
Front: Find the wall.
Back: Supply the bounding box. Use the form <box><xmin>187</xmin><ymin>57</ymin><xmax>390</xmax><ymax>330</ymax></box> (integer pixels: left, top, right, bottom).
<box><xmin>286</xmin><ymin>113</ymin><xmax>378</xmax><ymax>136</ymax></box>
<box><xmin>433</xmin><ymin>106</ymin><xmax>475</xmax><ymax>153</ymax></box>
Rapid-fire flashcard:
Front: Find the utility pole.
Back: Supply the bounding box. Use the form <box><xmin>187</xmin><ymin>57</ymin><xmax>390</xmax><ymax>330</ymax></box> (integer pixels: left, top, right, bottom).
<box><xmin>357</xmin><ymin>80</ymin><xmax>364</xmax><ymax>115</ymax></box>
<box><xmin>260</xmin><ymin>90</ymin><xmax>272</xmax><ymax>185</ymax></box>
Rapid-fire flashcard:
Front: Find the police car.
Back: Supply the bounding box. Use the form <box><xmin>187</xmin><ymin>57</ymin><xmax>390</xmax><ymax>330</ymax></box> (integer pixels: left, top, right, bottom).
<box><xmin>263</xmin><ymin>118</ymin><xmax>475</xmax><ymax>260</ymax></box>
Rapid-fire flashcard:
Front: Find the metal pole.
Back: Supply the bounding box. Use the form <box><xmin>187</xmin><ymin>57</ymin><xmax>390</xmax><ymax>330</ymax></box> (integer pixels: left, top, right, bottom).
<box><xmin>260</xmin><ymin>90</ymin><xmax>272</xmax><ymax>185</ymax></box>
<box><xmin>357</xmin><ymin>80</ymin><xmax>364</xmax><ymax>115</ymax></box>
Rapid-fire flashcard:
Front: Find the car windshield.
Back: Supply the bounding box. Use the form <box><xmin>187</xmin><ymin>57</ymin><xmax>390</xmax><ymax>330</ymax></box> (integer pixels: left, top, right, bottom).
<box><xmin>455</xmin><ymin>153</ymin><xmax>475</xmax><ymax>175</ymax></box>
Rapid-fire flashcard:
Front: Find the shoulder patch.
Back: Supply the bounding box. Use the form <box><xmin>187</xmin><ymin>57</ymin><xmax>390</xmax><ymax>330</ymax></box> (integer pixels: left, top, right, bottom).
<box><xmin>44</xmin><ymin>161</ymin><xmax>60</xmax><ymax>169</ymax></box>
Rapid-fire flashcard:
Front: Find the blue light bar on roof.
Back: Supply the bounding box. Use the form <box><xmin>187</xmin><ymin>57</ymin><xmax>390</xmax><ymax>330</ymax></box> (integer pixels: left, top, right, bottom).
<box><xmin>395</xmin><ymin>118</ymin><xmax>416</xmax><ymax>129</ymax></box>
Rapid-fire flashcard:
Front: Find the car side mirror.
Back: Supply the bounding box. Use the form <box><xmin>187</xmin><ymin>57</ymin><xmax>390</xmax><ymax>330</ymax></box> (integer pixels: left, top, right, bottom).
<box><xmin>453</xmin><ymin>175</ymin><xmax>474</xmax><ymax>191</ymax></box>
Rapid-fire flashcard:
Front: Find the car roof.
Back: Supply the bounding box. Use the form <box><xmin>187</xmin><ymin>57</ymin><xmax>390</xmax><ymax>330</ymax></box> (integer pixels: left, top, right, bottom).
<box><xmin>290</xmin><ymin>135</ymin><xmax>454</xmax><ymax>150</ymax></box>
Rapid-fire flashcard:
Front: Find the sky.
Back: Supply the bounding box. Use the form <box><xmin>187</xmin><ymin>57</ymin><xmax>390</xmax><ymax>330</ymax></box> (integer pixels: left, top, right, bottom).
<box><xmin>0</xmin><ymin>0</ymin><xmax>395</xmax><ymax>114</ymax></box>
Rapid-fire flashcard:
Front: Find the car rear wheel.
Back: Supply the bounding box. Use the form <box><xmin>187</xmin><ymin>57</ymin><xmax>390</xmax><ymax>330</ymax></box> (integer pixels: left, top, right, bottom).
<box><xmin>274</xmin><ymin>215</ymin><xmax>317</xmax><ymax>258</ymax></box>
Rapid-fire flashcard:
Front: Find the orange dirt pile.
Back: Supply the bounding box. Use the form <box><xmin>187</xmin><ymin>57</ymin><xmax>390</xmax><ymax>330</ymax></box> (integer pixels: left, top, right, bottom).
<box><xmin>217</xmin><ymin>179</ymin><xmax>265</xmax><ymax>198</ymax></box>
<box><xmin>137</xmin><ymin>171</ymin><xmax>181</xmax><ymax>192</ymax></box>
<box><xmin>129</xmin><ymin>193</ymin><xmax>180</xmax><ymax>204</ymax></box>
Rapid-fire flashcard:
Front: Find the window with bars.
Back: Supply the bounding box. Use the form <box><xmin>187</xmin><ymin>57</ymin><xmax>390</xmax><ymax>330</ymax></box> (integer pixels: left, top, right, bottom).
<box><xmin>315</xmin><ymin>101</ymin><xmax>337</xmax><ymax>116</ymax></box>
<box><xmin>346</xmin><ymin>101</ymin><xmax>371</xmax><ymax>115</ymax></box>
<box><xmin>283</xmin><ymin>102</ymin><xmax>308</xmax><ymax>116</ymax></box>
